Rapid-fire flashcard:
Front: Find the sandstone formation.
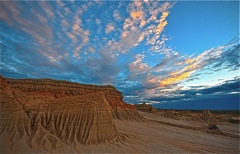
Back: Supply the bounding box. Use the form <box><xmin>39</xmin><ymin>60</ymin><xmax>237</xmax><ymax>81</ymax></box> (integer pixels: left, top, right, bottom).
<box><xmin>0</xmin><ymin>76</ymin><xmax>143</xmax><ymax>152</ymax></box>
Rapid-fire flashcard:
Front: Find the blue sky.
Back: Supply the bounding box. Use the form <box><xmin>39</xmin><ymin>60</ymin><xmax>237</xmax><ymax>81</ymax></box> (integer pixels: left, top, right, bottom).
<box><xmin>0</xmin><ymin>1</ymin><xmax>239</xmax><ymax>110</ymax></box>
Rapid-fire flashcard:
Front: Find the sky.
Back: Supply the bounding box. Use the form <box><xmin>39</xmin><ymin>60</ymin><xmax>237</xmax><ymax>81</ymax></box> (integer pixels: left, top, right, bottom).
<box><xmin>0</xmin><ymin>1</ymin><xmax>239</xmax><ymax>110</ymax></box>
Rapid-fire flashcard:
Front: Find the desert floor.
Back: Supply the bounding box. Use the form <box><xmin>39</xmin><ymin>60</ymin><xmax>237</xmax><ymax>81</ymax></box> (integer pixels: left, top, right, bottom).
<box><xmin>74</xmin><ymin>111</ymin><xmax>240</xmax><ymax>153</ymax></box>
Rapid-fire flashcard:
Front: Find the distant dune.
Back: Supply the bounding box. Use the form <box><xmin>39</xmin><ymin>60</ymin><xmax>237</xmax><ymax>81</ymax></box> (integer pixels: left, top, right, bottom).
<box><xmin>0</xmin><ymin>76</ymin><xmax>239</xmax><ymax>153</ymax></box>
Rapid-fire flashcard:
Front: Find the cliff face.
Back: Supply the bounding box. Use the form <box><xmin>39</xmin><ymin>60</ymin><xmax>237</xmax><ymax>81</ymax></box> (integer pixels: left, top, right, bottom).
<box><xmin>0</xmin><ymin>76</ymin><xmax>143</xmax><ymax>152</ymax></box>
<box><xmin>5</xmin><ymin>77</ymin><xmax>143</xmax><ymax>121</ymax></box>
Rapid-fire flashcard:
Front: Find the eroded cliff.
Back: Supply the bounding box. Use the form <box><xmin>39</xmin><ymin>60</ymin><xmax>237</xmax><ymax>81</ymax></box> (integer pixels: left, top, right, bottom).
<box><xmin>0</xmin><ymin>76</ymin><xmax>143</xmax><ymax>152</ymax></box>
<box><xmin>5</xmin><ymin>77</ymin><xmax>143</xmax><ymax>121</ymax></box>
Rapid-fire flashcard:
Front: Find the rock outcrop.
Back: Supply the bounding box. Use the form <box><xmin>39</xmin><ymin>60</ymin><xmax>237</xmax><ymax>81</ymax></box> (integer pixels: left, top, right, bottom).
<box><xmin>0</xmin><ymin>76</ymin><xmax>143</xmax><ymax>152</ymax></box>
<box><xmin>202</xmin><ymin>110</ymin><xmax>220</xmax><ymax>125</ymax></box>
<box><xmin>160</xmin><ymin>111</ymin><xmax>179</xmax><ymax>120</ymax></box>
<box><xmin>134</xmin><ymin>103</ymin><xmax>157</xmax><ymax>113</ymax></box>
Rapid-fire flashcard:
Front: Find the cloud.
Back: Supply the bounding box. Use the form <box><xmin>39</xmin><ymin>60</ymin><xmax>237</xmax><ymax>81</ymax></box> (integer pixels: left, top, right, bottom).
<box><xmin>197</xmin><ymin>78</ymin><xmax>240</xmax><ymax>95</ymax></box>
<box><xmin>184</xmin><ymin>40</ymin><xmax>239</xmax><ymax>73</ymax></box>
<box><xmin>91</xmin><ymin>1</ymin><xmax>174</xmax><ymax>59</ymax></box>
<box><xmin>88</xmin><ymin>46</ymin><xmax>95</xmax><ymax>53</ymax></box>
<box><xmin>149</xmin><ymin>78</ymin><xmax>239</xmax><ymax>103</ymax></box>
<box><xmin>129</xmin><ymin>54</ymin><xmax>150</xmax><ymax>77</ymax></box>
<box><xmin>122</xmin><ymin>17</ymin><xmax>134</xmax><ymax>31</ymax></box>
<box><xmin>2</xmin><ymin>0</ymin><xmax>174</xmax><ymax>85</ymax></box>
<box><xmin>105</xmin><ymin>23</ymin><xmax>115</xmax><ymax>34</ymax></box>
<box><xmin>212</xmin><ymin>43</ymin><xmax>239</xmax><ymax>71</ymax></box>
<box><xmin>125</xmin><ymin>37</ymin><xmax>239</xmax><ymax>102</ymax></box>
<box><xmin>130</xmin><ymin>11</ymin><xmax>143</xmax><ymax>20</ymax></box>
<box><xmin>0</xmin><ymin>1</ymin><xmax>86</xmax><ymax>64</ymax></box>
<box><xmin>85</xmin><ymin>50</ymin><xmax>120</xmax><ymax>84</ymax></box>
<box><xmin>115</xmin><ymin>1</ymin><xmax>175</xmax><ymax>56</ymax></box>
<box><xmin>0</xmin><ymin>1</ymin><xmax>96</xmax><ymax>80</ymax></box>
<box><xmin>113</xmin><ymin>10</ymin><xmax>122</xmax><ymax>20</ymax></box>
<box><xmin>152</xmin><ymin>54</ymin><xmax>178</xmax><ymax>72</ymax></box>
<box><xmin>156</xmin><ymin>12</ymin><xmax>169</xmax><ymax>35</ymax></box>
<box><xmin>134</xmin><ymin>2</ymin><xmax>174</xmax><ymax>56</ymax></box>
<box><xmin>102</xmin><ymin>28</ymin><xmax>142</xmax><ymax>55</ymax></box>
<box><xmin>157</xmin><ymin>39</ymin><xmax>239</xmax><ymax>89</ymax></box>
<box><xmin>159</xmin><ymin>71</ymin><xmax>191</xmax><ymax>87</ymax></box>
<box><xmin>39</xmin><ymin>1</ymin><xmax>55</xmax><ymax>19</ymax></box>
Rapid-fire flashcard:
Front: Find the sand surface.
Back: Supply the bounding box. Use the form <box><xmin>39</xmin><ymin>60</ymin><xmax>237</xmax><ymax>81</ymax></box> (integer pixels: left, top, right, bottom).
<box><xmin>112</xmin><ymin>111</ymin><xmax>239</xmax><ymax>153</ymax></box>
<box><xmin>68</xmin><ymin>111</ymin><xmax>240</xmax><ymax>153</ymax></box>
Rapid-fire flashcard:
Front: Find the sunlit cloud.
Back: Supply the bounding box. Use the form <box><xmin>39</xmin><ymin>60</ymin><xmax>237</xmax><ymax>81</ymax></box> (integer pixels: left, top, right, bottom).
<box><xmin>130</xmin><ymin>11</ymin><xmax>143</xmax><ymax>20</ymax></box>
<box><xmin>156</xmin><ymin>11</ymin><xmax>169</xmax><ymax>35</ymax></box>
<box><xmin>159</xmin><ymin>71</ymin><xmax>192</xmax><ymax>87</ymax></box>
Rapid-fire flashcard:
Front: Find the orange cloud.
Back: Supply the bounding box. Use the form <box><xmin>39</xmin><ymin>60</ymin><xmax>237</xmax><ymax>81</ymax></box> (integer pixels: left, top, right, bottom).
<box><xmin>159</xmin><ymin>71</ymin><xmax>192</xmax><ymax>87</ymax></box>
<box><xmin>160</xmin><ymin>12</ymin><xmax>169</xmax><ymax>22</ymax></box>
<box><xmin>131</xmin><ymin>11</ymin><xmax>143</xmax><ymax>20</ymax></box>
<box><xmin>140</xmin><ymin>19</ymin><xmax>146</xmax><ymax>27</ymax></box>
<box><xmin>156</xmin><ymin>11</ymin><xmax>169</xmax><ymax>35</ymax></box>
<box><xmin>138</xmin><ymin>33</ymin><xmax>144</xmax><ymax>42</ymax></box>
<box><xmin>156</xmin><ymin>21</ymin><xmax>167</xmax><ymax>35</ymax></box>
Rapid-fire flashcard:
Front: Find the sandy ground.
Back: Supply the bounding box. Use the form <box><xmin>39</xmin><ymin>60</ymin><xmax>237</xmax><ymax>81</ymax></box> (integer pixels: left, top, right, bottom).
<box><xmin>73</xmin><ymin>111</ymin><xmax>239</xmax><ymax>153</ymax></box>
